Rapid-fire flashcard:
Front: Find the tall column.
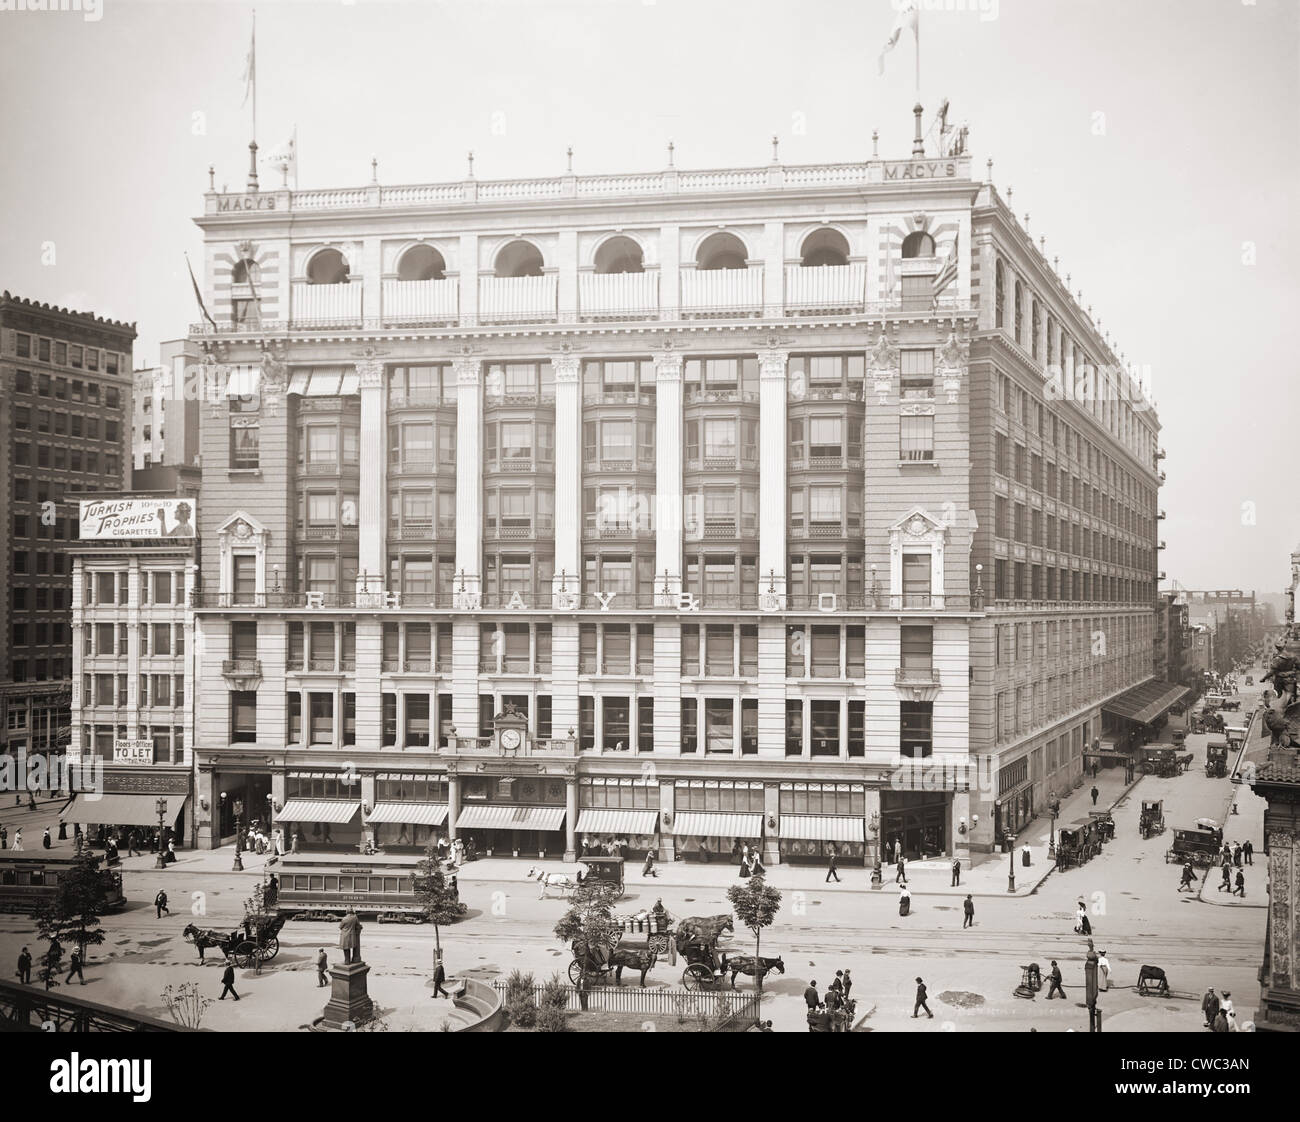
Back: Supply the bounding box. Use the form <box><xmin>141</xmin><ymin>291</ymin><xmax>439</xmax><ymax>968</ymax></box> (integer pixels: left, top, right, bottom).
<box><xmin>447</xmin><ymin>773</ymin><xmax>461</xmax><ymax>842</ymax></box>
<box><xmin>551</xmin><ymin>354</ymin><xmax>582</xmax><ymax>603</ymax></box>
<box><xmin>452</xmin><ymin>357</ymin><xmax>483</xmax><ymax>733</ymax></box>
<box><xmin>757</xmin><ymin>348</ymin><xmax>788</xmax><ymax>604</ymax></box>
<box><xmin>564</xmin><ymin>779</ymin><xmax>578</xmax><ymax>861</ymax></box>
<box><xmin>356</xmin><ymin>358</ymin><xmax>386</xmax><ymax>594</ymax></box>
<box><xmin>653</xmin><ymin>347</ymin><xmax>684</xmax><ymax>753</ymax></box>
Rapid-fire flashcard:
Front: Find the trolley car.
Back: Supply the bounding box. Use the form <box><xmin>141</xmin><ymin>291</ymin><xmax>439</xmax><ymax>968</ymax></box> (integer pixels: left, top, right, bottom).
<box><xmin>275</xmin><ymin>853</ymin><xmax>453</xmax><ymax>922</ymax></box>
<box><xmin>0</xmin><ymin>853</ymin><xmax>126</xmax><ymax>915</ymax></box>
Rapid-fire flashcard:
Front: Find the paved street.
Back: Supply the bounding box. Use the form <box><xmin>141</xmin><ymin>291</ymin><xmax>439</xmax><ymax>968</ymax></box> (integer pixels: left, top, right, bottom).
<box><xmin>0</xmin><ymin>672</ymin><xmax>1270</xmax><ymax>1032</ymax></box>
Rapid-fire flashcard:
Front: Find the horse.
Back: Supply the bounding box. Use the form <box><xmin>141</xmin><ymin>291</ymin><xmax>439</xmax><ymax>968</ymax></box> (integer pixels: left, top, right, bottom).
<box><xmin>526</xmin><ymin>866</ymin><xmax>580</xmax><ymax>899</ymax></box>
<box><xmin>182</xmin><ymin>923</ymin><xmax>238</xmax><ymax>964</ymax></box>
<box><xmin>609</xmin><ymin>947</ymin><xmax>657</xmax><ymax>987</ymax></box>
<box><xmin>726</xmin><ymin>954</ymin><xmax>785</xmax><ymax>989</ymax></box>
<box><xmin>674</xmin><ymin>914</ymin><xmax>734</xmax><ymax>955</ymax></box>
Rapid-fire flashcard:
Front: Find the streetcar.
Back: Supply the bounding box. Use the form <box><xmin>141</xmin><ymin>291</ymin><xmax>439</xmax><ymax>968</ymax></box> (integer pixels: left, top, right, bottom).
<box><xmin>0</xmin><ymin>853</ymin><xmax>126</xmax><ymax>915</ymax></box>
<box><xmin>274</xmin><ymin>852</ymin><xmax>454</xmax><ymax>923</ymax></box>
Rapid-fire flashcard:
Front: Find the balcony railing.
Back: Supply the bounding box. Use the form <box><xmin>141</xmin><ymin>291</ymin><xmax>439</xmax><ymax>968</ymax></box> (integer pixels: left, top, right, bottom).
<box><xmin>192</xmin><ymin>591</ymin><xmax>358</xmax><ymax>609</ymax></box>
<box><xmin>302</xmin><ymin>525</ymin><xmax>360</xmax><ymax>541</ymax></box>
<box><xmin>382</xmin><ymin>277</ymin><xmax>459</xmax><ymax>326</ymax></box>
<box><xmin>390</xmin><ymin>518</ymin><xmax>436</xmax><ymax>539</ymax></box>
<box><xmin>895</xmin><ymin>665</ymin><xmax>940</xmax><ymax>687</ymax></box>
<box><xmin>390</xmin><ymin>456</ymin><xmax>437</xmax><ymax>476</ymax></box>
<box><xmin>578</xmin><ymin>272</ymin><xmax>660</xmax><ymax>321</ymax></box>
<box><xmin>449</xmin><ymin>735</ymin><xmax>576</xmax><ymax>756</ymax></box>
<box><xmin>479</xmin><ymin>275</ymin><xmax>558</xmax><ymax>323</ymax></box>
<box><xmin>291</xmin><ymin>282</ymin><xmax>363</xmax><ymax>327</ymax></box>
<box><xmin>222</xmin><ymin>659</ymin><xmax>262</xmax><ymax>675</ymax></box>
<box><xmin>680</xmin><ymin>267</ymin><xmax>763</xmax><ymax>317</ymax></box>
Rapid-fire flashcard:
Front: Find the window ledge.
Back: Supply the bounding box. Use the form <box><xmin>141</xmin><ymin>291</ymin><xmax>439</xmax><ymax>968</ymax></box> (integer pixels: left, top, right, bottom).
<box><xmin>228</xmin><ymin>468</ymin><xmax>262</xmax><ymax>477</ymax></box>
<box><xmin>898</xmin><ymin>459</ymin><xmax>939</xmax><ymax>468</ymax></box>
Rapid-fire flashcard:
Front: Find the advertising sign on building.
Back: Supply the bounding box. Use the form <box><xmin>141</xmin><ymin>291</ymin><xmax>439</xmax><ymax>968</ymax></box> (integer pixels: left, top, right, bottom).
<box><xmin>113</xmin><ymin>739</ymin><xmax>154</xmax><ymax>765</ymax></box>
<box><xmin>79</xmin><ymin>499</ymin><xmax>196</xmax><ymax>540</ymax></box>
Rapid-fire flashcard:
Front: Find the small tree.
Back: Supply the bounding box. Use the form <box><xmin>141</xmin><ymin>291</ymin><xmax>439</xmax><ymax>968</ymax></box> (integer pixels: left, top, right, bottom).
<box><xmin>726</xmin><ymin>875</ymin><xmax>782</xmax><ymax>994</ymax></box>
<box><xmin>414</xmin><ymin>841</ymin><xmax>468</xmax><ymax>964</ymax></box>
<box><xmin>161</xmin><ymin>981</ymin><xmax>212</xmax><ymax>1029</ymax></box>
<box><xmin>554</xmin><ymin>882</ymin><xmax>620</xmax><ymax>993</ymax></box>
<box><xmin>36</xmin><ymin>852</ymin><xmax>108</xmax><ymax>966</ymax></box>
<box><xmin>535</xmin><ymin>972</ymin><xmax>569</xmax><ymax>1033</ymax></box>
<box><xmin>502</xmin><ymin>969</ymin><xmax>537</xmax><ymax>1028</ymax></box>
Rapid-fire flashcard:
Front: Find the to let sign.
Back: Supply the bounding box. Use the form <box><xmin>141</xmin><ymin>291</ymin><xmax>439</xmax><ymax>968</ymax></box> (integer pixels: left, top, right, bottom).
<box><xmin>113</xmin><ymin>739</ymin><xmax>153</xmax><ymax>765</ymax></box>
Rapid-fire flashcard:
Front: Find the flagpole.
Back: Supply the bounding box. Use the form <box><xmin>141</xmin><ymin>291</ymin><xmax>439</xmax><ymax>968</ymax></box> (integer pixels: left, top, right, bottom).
<box><xmin>251</xmin><ymin>9</ymin><xmax>257</xmax><ymax>147</ymax></box>
<box><xmin>293</xmin><ymin>122</ymin><xmax>298</xmax><ymax>191</ymax></box>
<box><xmin>914</xmin><ymin>4</ymin><xmax>920</xmax><ymax>101</ymax></box>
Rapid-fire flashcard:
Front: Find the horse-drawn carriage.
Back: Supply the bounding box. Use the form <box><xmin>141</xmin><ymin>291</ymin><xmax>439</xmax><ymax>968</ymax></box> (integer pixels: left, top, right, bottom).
<box><xmin>1170</xmin><ymin>727</ymin><xmax>1187</xmax><ymax>750</ymax></box>
<box><xmin>529</xmin><ymin>855</ymin><xmax>626</xmax><ymax>901</ymax></box>
<box><xmin>184</xmin><ymin>913</ymin><xmax>286</xmax><ymax>969</ymax></box>
<box><xmin>1206</xmin><ymin>741</ymin><xmax>1229</xmax><ymax>778</ymax></box>
<box><xmin>1140</xmin><ymin>745</ymin><xmax>1180</xmax><ymax>778</ymax></box>
<box><xmin>1056</xmin><ymin>819</ymin><xmax>1103</xmax><ymax>870</ymax></box>
<box><xmin>1087</xmin><ymin>810</ymin><xmax>1115</xmax><ymax>842</ymax></box>
<box><xmin>1139</xmin><ymin>799</ymin><xmax>1166</xmax><ymax>839</ymax></box>
<box><xmin>1165</xmin><ymin>823</ymin><xmax>1224</xmax><ymax>867</ymax></box>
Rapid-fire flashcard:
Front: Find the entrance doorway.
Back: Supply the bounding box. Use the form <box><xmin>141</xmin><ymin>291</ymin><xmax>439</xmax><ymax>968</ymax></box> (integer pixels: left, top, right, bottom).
<box><xmin>879</xmin><ymin>791</ymin><xmax>949</xmax><ymax>860</ymax></box>
<box><xmin>215</xmin><ymin>772</ymin><xmax>272</xmax><ymax>843</ymax></box>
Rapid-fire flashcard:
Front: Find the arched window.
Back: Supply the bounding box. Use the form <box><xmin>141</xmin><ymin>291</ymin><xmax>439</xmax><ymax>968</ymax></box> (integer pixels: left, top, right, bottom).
<box><xmin>901</xmin><ymin>231</ymin><xmax>936</xmax><ymax>259</ymax></box>
<box><xmin>994</xmin><ymin>261</ymin><xmax>1005</xmax><ymax>329</ymax></box>
<box><xmin>593</xmin><ymin>236</ymin><xmax>644</xmax><ymax>274</ymax></box>
<box><xmin>307</xmin><ymin>248</ymin><xmax>349</xmax><ymax>285</ymax></box>
<box><xmin>232</xmin><ymin>258</ymin><xmax>261</xmax><ymax>285</ymax></box>
<box><xmin>397</xmin><ymin>245</ymin><xmax>446</xmax><ymax>281</ymax></box>
<box><xmin>695</xmin><ymin>232</ymin><xmax>748</xmax><ymax>271</ymax></box>
<box><xmin>1014</xmin><ymin>280</ymin><xmax>1024</xmax><ymax>344</ymax></box>
<box><xmin>494</xmin><ymin>240</ymin><xmax>544</xmax><ymax>278</ymax></box>
<box><xmin>1047</xmin><ymin>317</ymin><xmax>1056</xmax><ymax>367</ymax></box>
<box><xmin>799</xmin><ymin>228</ymin><xmax>850</xmax><ymax>267</ymax></box>
<box><xmin>1031</xmin><ymin>301</ymin><xmax>1041</xmax><ymax>361</ymax></box>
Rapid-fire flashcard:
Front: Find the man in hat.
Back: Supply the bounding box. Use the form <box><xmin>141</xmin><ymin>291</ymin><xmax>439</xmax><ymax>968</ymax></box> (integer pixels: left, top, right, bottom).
<box><xmin>339</xmin><ymin>908</ymin><xmax>362</xmax><ymax>965</ymax></box>
<box><xmin>316</xmin><ymin>949</ymin><xmax>329</xmax><ymax>987</ymax></box>
<box><xmin>912</xmin><ymin>976</ymin><xmax>933</xmax><ymax>1019</ymax></box>
<box><xmin>1046</xmin><ymin>960</ymin><xmax>1066</xmax><ymax>1000</ymax></box>
<box><xmin>1201</xmin><ymin>986</ymin><xmax>1220</xmax><ymax>1028</ymax></box>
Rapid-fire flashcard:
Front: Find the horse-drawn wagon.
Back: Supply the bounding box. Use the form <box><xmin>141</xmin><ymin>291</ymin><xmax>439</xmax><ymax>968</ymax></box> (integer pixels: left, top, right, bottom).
<box><xmin>529</xmin><ymin>855</ymin><xmax>626</xmax><ymax>900</ymax></box>
<box><xmin>1139</xmin><ymin>800</ymin><xmax>1165</xmax><ymax>839</ymax></box>
<box><xmin>1165</xmin><ymin>823</ymin><xmax>1224</xmax><ymax>867</ymax></box>
<box><xmin>1206</xmin><ymin>741</ymin><xmax>1229</xmax><ymax>778</ymax></box>
<box><xmin>1140</xmin><ymin>745</ymin><xmax>1180</xmax><ymax>778</ymax></box>
<box><xmin>184</xmin><ymin>913</ymin><xmax>286</xmax><ymax>969</ymax></box>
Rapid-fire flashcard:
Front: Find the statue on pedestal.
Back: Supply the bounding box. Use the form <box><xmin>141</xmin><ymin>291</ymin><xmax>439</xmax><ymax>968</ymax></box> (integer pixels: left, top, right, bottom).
<box><xmin>339</xmin><ymin>909</ymin><xmax>362</xmax><ymax>965</ymax></box>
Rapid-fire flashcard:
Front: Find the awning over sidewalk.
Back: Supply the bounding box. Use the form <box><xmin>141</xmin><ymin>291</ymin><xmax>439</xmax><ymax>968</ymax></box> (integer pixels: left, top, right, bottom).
<box><xmin>576</xmin><ymin>809</ymin><xmax>659</xmax><ymax>835</ymax></box>
<box><xmin>779</xmin><ymin>815</ymin><xmax>864</xmax><ymax>843</ymax></box>
<box><xmin>60</xmin><ymin>793</ymin><xmax>189</xmax><ymax>827</ymax></box>
<box><xmin>278</xmin><ymin>799</ymin><xmax>361</xmax><ymax>824</ymax></box>
<box><xmin>669</xmin><ymin>812</ymin><xmax>763</xmax><ymax>838</ymax></box>
<box><xmin>456</xmin><ymin>804</ymin><xmax>566</xmax><ymax>832</ymax></box>
<box><xmin>1102</xmin><ymin>680</ymin><xmax>1190</xmax><ymax>725</ymax></box>
<box><xmin>366</xmin><ymin>803</ymin><xmax>448</xmax><ymax>826</ymax></box>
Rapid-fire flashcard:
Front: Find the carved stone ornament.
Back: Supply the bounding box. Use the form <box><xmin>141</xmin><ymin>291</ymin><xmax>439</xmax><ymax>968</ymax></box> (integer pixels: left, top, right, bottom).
<box><xmin>652</xmin><ymin>351</ymin><xmax>684</xmax><ymax>381</ymax></box>
<box><xmin>550</xmin><ymin>354</ymin><xmax>581</xmax><ymax>383</ymax></box>
<box><xmin>867</xmin><ymin>326</ymin><xmax>899</xmax><ymax>375</ymax></box>
<box><xmin>453</xmin><ymin>357</ymin><xmax>482</xmax><ymax>385</ymax></box>
<box><xmin>236</xmin><ymin>239</ymin><xmax>256</xmax><ymax>262</ymax></box>
<box><xmin>544</xmin><ymin>340</ymin><xmax>586</xmax><ymax>355</ymax></box>
<box><xmin>757</xmin><ymin>348</ymin><xmax>788</xmax><ymax>380</ymax></box>
<box><xmin>232</xmin><ymin>519</ymin><xmax>254</xmax><ymax>541</ymax></box>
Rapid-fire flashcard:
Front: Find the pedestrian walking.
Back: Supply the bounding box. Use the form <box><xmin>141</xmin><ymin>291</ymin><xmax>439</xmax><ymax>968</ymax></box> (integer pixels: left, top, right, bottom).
<box><xmin>316</xmin><ymin>949</ymin><xmax>329</xmax><ymax>987</ymax></box>
<box><xmin>42</xmin><ymin>828</ymin><xmax>51</xmax><ymax>850</ymax></box>
<box><xmin>1221</xmin><ymin>992</ymin><xmax>1237</xmax><ymax>1031</ymax></box>
<box><xmin>1244</xmin><ymin>839</ymin><xmax>1254</xmax><ymax>865</ymax></box>
<box><xmin>1201</xmin><ymin>986</ymin><xmax>1220</xmax><ymax>1028</ymax></box>
<box><xmin>642</xmin><ymin>850</ymin><xmax>658</xmax><ymax>877</ymax></box>
<box><xmin>1213</xmin><ymin>1009</ymin><xmax>1229</xmax><ymax>1033</ymax></box>
<box><xmin>1218</xmin><ymin>864</ymin><xmax>1232</xmax><ymax>892</ymax></box>
<box><xmin>16</xmin><ymin>947</ymin><xmax>32</xmax><ymax>985</ymax></box>
<box><xmin>1233</xmin><ymin>843</ymin><xmax>1243</xmax><ymax>868</ymax></box>
<box><xmin>65</xmin><ymin>950</ymin><xmax>85</xmax><ymax>986</ymax></box>
<box><xmin>432</xmin><ymin>957</ymin><xmax>450</xmax><ymax>999</ymax></box>
<box><xmin>1075</xmin><ymin>901</ymin><xmax>1092</xmax><ymax>936</ymax></box>
<box><xmin>1178</xmin><ymin>862</ymin><xmax>1197</xmax><ymax>892</ymax></box>
<box><xmin>804</xmin><ymin>980</ymin><xmax>820</xmax><ymax>1009</ymax></box>
<box><xmin>951</xmin><ymin>858</ymin><xmax>961</xmax><ymax>886</ymax></box>
<box><xmin>898</xmin><ymin>883</ymin><xmax>912</xmax><ymax>916</ymax></box>
<box><xmin>962</xmin><ymin>894</ymin><xmax>974</xmax><ymax>929</ymax></box>
<box><xmin>1234</xmin><ymin>870</ymin><xmax>1246</xmax><ymax>898</ymax></box>
<box><xmin>1097</xmin><ymin>949</ymin><xmax>1110</xmax><ymax>991</ymax></box>
<box><xmin>155</xmin><ymin>889</ymin><xmax>170</xmax><ymax>918</ymax></box>
<box><xmin>12</xmin><ymin>828</ymin><xmax>22</xmax><ymax>851</ymax></box>
<box><xmin>895</xmin><ymin>857</ymin><xmax>906</xmax><ymax>884</ymax></box>
<box><xmin>0</xmin><ymin>824</ymin><xmax>7</xmax><ymax>849</ymax></box>
<box><xmin>1090</xmin><ymin>785</ymin><xmax>1099</xmax><ymax>806</ymax></box>
<box><xmin>841</xmin><ymin>969</ymin><xmax>853</xmax><ymax>1001</ymax></box>
<box><xmin>218</xmin><ymin>959</ymin><xmax>240</xmax><ymax>1001</ymax></box>
<box><xmin>825</xmin><ymin>843</ymin><xmax>841</xmax><ymax>883</ymax></box>
<box><xmin>912</xmin><ymin>976</ymin><xmax>934</xmax><ymax>1019</ymax></box>
<box><xmin>1046</xmin><ymin>960</ymin><xmax>1066</xmax><ymax>999</ymax></box>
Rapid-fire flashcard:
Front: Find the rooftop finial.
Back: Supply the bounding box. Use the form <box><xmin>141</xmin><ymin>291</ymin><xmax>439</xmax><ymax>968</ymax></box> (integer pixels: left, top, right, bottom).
<box><xmin>566</xmin><ymin>146</ymin><xmax>573</xmax><ymax>173</ymax></box>
<box><xmin>872</xmin><ymin>130</ymin><xmax>879</xmax><ymax>158</ymax></box>
<box><xmin>1006</xmin><ymin>185</ymin><xmax>1013</xmax><ymax>203</ymax></box>
<box><xmin>1024</xmin><ymin>213</ymin><xmax>1030</xmax><ymax>231</ymax></box>
<box><xmin>1054</xmin><ymin>256</ymin><xmax>1059</xmax><ymax>270</ymax></box>
<box><xmin>467</xmin><ymin>150</ymin><xmax>474</xmax><ymax>177</ymax></box>
<box><xmin>246</xmin><ymin>140</ymin><xmax>259</xmax><ymax>192</ymax></box>
<box><xmin>986</xmin><ymin>157</ymin><xmax>993</xmax><ymax>183</ymax></box>
<box><xmin>667</xmin><ymin>140</ymin><xmax>674</xmax><ymax>167</ymax></box>
<box><xmin>208</xmin><ymin>165</ymin><xmax>215</xmax><ymax>191</ymax></box>
<box><xmin>912</xmin><ymin>102</ymin><xmax>924</xmax><ymax>157</ymax></box>
<box><xmin>1040</xmin><ymin>236</ymin><xmax>1046</xmax><ymax>253</ymax></box>
<box><xmin>771</xmin><ymin>134</ymin><xmax>779</xmax><ymax>162</ymax></box>
<box><xmin>371</xmin><ymin>156</ymin><xmax>378</xmax><ymax>184</ymax></box>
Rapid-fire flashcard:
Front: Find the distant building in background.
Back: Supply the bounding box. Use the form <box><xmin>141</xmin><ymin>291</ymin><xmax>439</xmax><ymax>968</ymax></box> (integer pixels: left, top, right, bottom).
<box><xmin>1154</xmin><ymin>590</ymin><xmax>1189</xmax><ymax>686</ymax></box>
<box><xmin>132</xmin><ymin>339</ymin><xmax>202</xmax><ymax>472</ymax></box>
<box><xmin>0</xmin><ymin>292</ymin><xmax>135</xmax><ymax>766</ymax></box>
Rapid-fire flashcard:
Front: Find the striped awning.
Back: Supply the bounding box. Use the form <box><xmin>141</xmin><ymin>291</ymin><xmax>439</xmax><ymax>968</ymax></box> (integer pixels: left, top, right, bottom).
<box><xmin>61</xmin><ymin>793</ymin><xmax>189</xmax><ymax>827</ymax></box>
<box><xmin>278</xmin><ymin>799</ymin><xmax>360</xmax><ymax>824</ymax></box>
<box><xmin>288</xmin><ymin>366</ymin><xmax>358</xmax><ymax>397</ymax></box>
<box><xmin>366</xmin><ymin>802</ymin><xmax>448</xmax><ymax>826</ymax></box>
<box><xmin>456</xmin><ymin>804</ymin><xmax>566</xmax><ymax>832</ymax></box>
<box><xmin>669</xmin><ymin>812</ymin><xmax>763</xmax><ymax>838</ymax></box>
<box><xmin>779</xmin><ymin>815</ymin><xmax>864</xmax><ymax>843</ymax></box>
<box><xmin>576</xmin><ymin>809</ymin><xmax>659</xmax><ymax>835</ymax></box>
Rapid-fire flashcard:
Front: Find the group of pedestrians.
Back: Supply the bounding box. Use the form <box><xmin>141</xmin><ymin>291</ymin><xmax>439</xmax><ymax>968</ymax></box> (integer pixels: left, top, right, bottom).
<box><xmin>1215</xmin><ymin>841</ymin><xmax>1251</xmax><ymax>897</ymax></box>
<box><xmin>803</xmin><ymin>970</ymin><xmax>855</xmax><ymax>1031</ymax></box>
<box><xmin>1201</xmin><ymin>987</ymin><xmax>1239</xmax><ymax>1032</ymax></box>
<box><xmin>14</xmin><ymin>942</ymin><xmax>86</xmax><ymax>988</ymax></box>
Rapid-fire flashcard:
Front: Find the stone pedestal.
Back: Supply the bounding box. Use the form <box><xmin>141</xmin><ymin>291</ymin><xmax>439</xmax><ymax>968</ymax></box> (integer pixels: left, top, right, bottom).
<box><xmin>321</xmin><ymin>961</ymin><xmax>373</xmax><ymax>1029</ymax></box>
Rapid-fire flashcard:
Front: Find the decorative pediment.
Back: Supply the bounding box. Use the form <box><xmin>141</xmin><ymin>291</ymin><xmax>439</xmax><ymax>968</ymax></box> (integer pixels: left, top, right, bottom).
<box><xmin>217</xmin><ymin>510</ymin><xmax>268</xmax><ymax>544</ymax></box>
<box><xmin>891</xmin><ymin>507</ymin><xmax>948</xmax><ymax>541</ymax></box>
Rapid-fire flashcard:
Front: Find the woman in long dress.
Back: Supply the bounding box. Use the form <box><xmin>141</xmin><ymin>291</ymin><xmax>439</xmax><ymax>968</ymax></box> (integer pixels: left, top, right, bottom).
<box><xmin>739</xmin><ymin>843</ymin><xmax>751</xmax><ymax>878</ymax></box>
<box><xmin>898</xmin><ymin>884</ymin><xmax>912</xmax><ymax>916</ymax></box>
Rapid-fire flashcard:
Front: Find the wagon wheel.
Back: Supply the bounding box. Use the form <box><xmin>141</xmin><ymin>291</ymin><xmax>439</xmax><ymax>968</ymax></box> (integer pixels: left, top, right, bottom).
<box><xmin>568</xmin><ymin>959</ymin><xmax>586</xmax><ymax>985</ymax></box>
<box><xmin>610</xmin><ymin>883</ymin><xmax>626</xmax><ymax>901</ymax></box>
<box><xmin>233</xmin><ymin>941</ymin><xmax>258</xmax><ymax>969</ymax></box>
<box><xmin>262</xmin><ymin>936</ymin><xmax>280</xmax><ymax>962</ymax></box>
<box><xmin>683</xmin><ymin>963</ymin><xmax>712</xmax><ymax>991</ymax></box>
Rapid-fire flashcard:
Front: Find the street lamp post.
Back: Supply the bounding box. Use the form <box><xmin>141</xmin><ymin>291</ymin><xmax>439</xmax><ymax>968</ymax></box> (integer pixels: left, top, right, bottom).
<box><xmin>154</xmin><ymin>798</ymin><xmax>169</xmax><ymax>870</ymax></box>
<box><xmin>1007</xmin><ymin>827</ymin><xmax>1016</xmax><ymax>894</ymax></box>
<box><xmin>232</xmin><ymin>799</ymin><xmax>245</xmax><ymax>872</ymax></box>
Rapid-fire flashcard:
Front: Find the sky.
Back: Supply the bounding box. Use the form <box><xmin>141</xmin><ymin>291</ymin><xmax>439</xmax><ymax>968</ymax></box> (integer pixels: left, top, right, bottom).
<box><xmin>1</xmin><ymin>0</ymin><xmax>1296</xmax><ymax>595</ymax></box>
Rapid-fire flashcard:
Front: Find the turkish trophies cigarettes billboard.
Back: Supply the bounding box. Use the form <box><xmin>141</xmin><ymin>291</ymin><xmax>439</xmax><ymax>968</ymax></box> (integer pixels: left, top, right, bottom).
<box><xmin>79</xmin><ymin>499</ymin><xmax>197</xmax><ymax>539</ymax></box>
